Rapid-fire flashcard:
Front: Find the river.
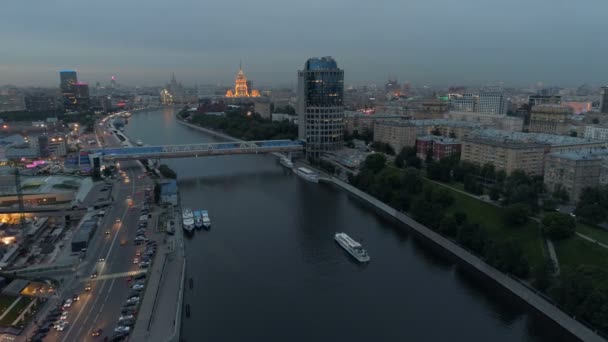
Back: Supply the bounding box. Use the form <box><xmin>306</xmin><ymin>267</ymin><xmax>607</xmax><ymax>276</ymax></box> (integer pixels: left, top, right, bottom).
<box><xmin>125</xmin><ymin>107</ymin><xmax>577</xmax><ymax>342</ymax></box>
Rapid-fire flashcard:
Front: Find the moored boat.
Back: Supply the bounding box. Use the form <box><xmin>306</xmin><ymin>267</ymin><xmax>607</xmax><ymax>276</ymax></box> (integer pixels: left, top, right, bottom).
<box><xmin>201</xmin><ymin>210</ymin><xmax>211</xmax><ymax>229</ymax></box>
<box><xmin>295</xmin><ymin>167</ymin><xmax>318</xmax><ymax>183</ymax></box>
<box><xmin>279</xmin><ymin>157</ymin><xmax>293</xmax><ymax>169</ymax></box>
<box><xmin>193</xmin><ymin>210</ymin><xmax>203</xmax><ymax>230</ymax></box>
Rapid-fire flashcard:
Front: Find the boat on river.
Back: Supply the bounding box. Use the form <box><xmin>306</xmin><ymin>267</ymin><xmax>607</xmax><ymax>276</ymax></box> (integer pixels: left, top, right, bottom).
<box><xmin>182</xmin><ymin>208</ymin><xmax>195</xmax><ymax>233</ymax></box>
<box><xmin>335</xmin><ymin>232</ymin><xmax>370</xmax><ymax>262</ymax></box>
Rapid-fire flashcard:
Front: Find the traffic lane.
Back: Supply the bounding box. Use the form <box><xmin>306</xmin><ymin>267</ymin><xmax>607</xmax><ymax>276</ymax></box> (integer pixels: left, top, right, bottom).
<box><xmin>70</xmin><ymin>165</ymin><xmax>147</xmax><ymax>340</ymax></box>
<box><xmin>55</xmin><ymin>175</ymin><xmax>135</xmax><ymax>340</ymax></box>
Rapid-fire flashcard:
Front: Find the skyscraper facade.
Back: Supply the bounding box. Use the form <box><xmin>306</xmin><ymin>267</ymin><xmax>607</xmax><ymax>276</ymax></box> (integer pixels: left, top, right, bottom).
<box><xmin>60</xmin><ymin>70</ymin><xmax>77</xmax><ymax>110</ymax></box>
<box><xmin>297</xmin><ymin>57</ymin><xmax>344</xmax><ymax>159</ymax></box>
<box><xmin>60</xmin><ymin>70</ymin><xmax>78</xmax><ymax>92</ymax></box>
<box><xmin>477</xmin><ymin>91</ymin><xmax>507</xmax><ymax>114</ymax></box>
<box><xmin>601</xmin><ymin>86</ymin><xmax>608</xmax><ymax>114</ymax></box>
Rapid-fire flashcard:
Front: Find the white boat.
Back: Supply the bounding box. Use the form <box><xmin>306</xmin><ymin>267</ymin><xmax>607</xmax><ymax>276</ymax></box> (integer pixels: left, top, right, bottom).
<box><xmin>334</xmin><ymin>232</ymin><xmax>370</xmax><ymax>262</ymax></box>
<box><xmin>182</xmin><ymin>208</ymin><xmax>195</xmax><ymax>233</ymax></box>
<box><xmin>295</xmin><ymin>167</ymin><xmax>318</xmax><ymax>183</ymax></box>
<box><xmin>279</xmin><ymin>157</ymin><xmax>293</xmax><ymax>169</ymax></box>
<box><xmin>193</xmin><ymin>210</ymin><xmax>203</xmax><ymax>230</ymax></box>
<box><xmin>135</xmin><ymin>140</ymin><xmax>144</xmax><ymax>146</ymax></box>
<box><xmin>201</xmin><ymin>210</ymin><xmax>211</xmax><ymax>229</ymax></box>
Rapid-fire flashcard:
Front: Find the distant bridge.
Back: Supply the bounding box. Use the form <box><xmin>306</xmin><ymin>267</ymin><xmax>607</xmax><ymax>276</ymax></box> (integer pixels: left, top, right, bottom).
<box><xmin>90</xmin><ymin>140</ymin><xmax>304</xmax><ymax>161</ymax></box>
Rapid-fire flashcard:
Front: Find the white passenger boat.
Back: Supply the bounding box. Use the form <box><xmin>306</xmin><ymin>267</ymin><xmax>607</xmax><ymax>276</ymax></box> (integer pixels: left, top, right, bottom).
<box><xmin>335</xmin><ymin>232</ymin><xmax>370</xmax><ymax>262</ymax></box>
<box><xmin>193</xmin><ymin>210</ymin><xmax>203</xmax><ymax>230</ymax></box>
<box><xmin>201</xmin><ymin>210</ymin><xmax>211</xmax><ymax>229</ymax></box>
<box><xmin>279</xmin><ymin>157</ymin><xmax>293</xmax><ymax>169</ymax></box>
<box><xmin>182</xmin><ymin>208</ymin><xmax>195</xmax><ymax>233</ymax></box>
<box><xmin>295</xmin><ymin>167</ymin><xmax>318</xmax><ymax>183</ymax></box>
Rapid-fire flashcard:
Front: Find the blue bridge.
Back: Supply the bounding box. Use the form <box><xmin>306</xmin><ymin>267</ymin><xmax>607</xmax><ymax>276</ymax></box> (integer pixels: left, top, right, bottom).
<box><xmin>90</xmin><ymin>140</ymin><xmax>304</xmax><ymax>161</ymax></box>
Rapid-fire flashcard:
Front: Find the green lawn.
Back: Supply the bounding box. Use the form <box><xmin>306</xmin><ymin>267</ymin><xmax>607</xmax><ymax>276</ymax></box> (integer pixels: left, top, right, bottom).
<box><xmin>424</xmin><ymin>179</ymin><xmax>546</xmax><ymax>267</ymax></box>
<box><xmin>554</xmin><ymin>236</ymin><xmax>608</xmax><ymax>271</ymax></box>
<box><xmin>576</xmin><ymin>223</ymin><xmax>608</xmax><ymax>246</ymax></box>
<box><xmin>0</xmin><ymin>297</ymin><xmax>33</xmax><ymax>326</ymax></box>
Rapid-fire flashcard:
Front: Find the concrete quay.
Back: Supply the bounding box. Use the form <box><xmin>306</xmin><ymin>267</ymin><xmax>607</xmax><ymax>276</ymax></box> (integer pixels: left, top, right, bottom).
<box><xmin>322</xmin><ymin>176</ymin><xmax>606</xmax><ymax>342</ymax></box>
<box><xmin>131</xmin><ymin>206</ymin><xmax>185</xmax><ymax>342</ymax></box>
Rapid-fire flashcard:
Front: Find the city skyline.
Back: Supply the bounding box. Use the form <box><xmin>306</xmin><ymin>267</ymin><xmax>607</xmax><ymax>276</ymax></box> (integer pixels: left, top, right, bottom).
<box><xmin>2</xmin><ymin>0</ymin><xmax>608</xmax><ymax>87</ymax></box>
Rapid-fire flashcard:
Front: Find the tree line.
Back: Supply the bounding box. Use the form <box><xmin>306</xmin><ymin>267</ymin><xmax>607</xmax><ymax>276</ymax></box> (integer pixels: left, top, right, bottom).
<box><xmin>350</xmin><ymin>151</ymin><xmax>606</xmax><ymax>334</ymax></box>
<box><xmin>185</xmin><ymin>108</ymin><xmax>297</xmax><ymax>141</ymax></box>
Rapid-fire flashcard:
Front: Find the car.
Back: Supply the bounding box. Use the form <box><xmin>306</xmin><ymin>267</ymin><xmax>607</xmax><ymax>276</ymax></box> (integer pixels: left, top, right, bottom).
<box><xmin>145</xmin><ymin>251</ymin><xmax>155</xmax><ymax>256</ymax></box>
<box><xmin>121</xmin><ymin>308</ymin><xmax>137</xmax><ymax>315</ymax></box>
<box><xmin>139</xmin><ymin>263</ymin><xmax>150</xmax><ymax>269</ymax></box>
<box><xmin>72</xmin><ymin>294</ymin><xmax>80</xmax><ymax>301</ymax></box>
<box><xmin>105</xmin><ymin>230</ymin><xmax>111</xmax><ymax>235</ymax></box>
<box><xmin>99</xmin><ymin>258</ymin><xmax>105</xmax><ymax>262</ymax></box>
<box><xmin>91</xmin><ymin>272</ymin><xmax>98</xmax><ymax>278</ymax></box>
<box><xmin>126</xmin><ymin>297</ymin><xmax>140</xmax><ymax>303</ymax></box>
<box><xmin>135</xmin><ymin>251</ymin><xmax>141</xmax><ymax>257</ymax></box>
<box><xmin>136</xmin><ymin>229</ymin><xmax>146</xmax><ymax>234</ymax></box>
<box><xmin>133</xmin><ymin>258</ymin><xmax>139</xmax><ymax>264</ymax></box>
<box><xmin>134</xmin><ymin>274</ymin><xmax>146</xmax><ymax>280</ymax></box>
<box><xmin>55</xmin><ymin>321</ymin><xmax>68</xmax><ymax>331</ymax></box>
<box><xmin>132</xmin><ymin>284</ymin><xmax>144</xmax><ymax>290</ymax></box>
<box><xmin>84</xmin><ymin>284</ymin><xmax>92</xmax><ymax>291</ymax></box>
<box><xmin>37</xmin><ymin>326</ymin><xmax>50</xmax><ymax>334</ymax></box>
<box><xmin>60</xmin><ymin>312</ymin><xmax>68</xmax><ymax>320</ymax></box>
<box><xmin>120</xmin><ymin>319</ymin><xmax>135</xmax><ymax>327</ymax></box>
<box><xmin>62</xmin><ymin>298</ymin><xmax>73</xmax><ymax>308</ymax></box>
<box><xmin>116</xmin><ymin>218</ymin><xmax>121</xmax><ymax>223</ymax></box>
<box><xmin>122</xmin><ymin>302</ymin><xmax>137</xmax><ymax>309</ymax></box>
<box><xmin>92</xmin><ymin>328</ymin><xmax>103</xmax><ymax>337</ymax></box>
<box><xmin>114</xmin><ymin>326</ymin><xmax>130</xmax><ymax>333</ymax></box>
<box><xmin>118</xmin><ymin>314</ymin><xmax>134</xmax><ymax>321</ymax></box>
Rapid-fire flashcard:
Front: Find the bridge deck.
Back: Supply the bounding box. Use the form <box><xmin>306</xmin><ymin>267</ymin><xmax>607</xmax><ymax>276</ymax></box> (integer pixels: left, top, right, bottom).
<box><xmin>90</xmin><ymin>140</ymin><xmax>304</xmax><ymax>160</ymax></box>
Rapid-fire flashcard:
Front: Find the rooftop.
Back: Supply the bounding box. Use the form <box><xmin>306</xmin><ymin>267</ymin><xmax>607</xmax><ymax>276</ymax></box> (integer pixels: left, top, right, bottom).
<box><xmin>549</xmin><ymin>149</ymin><xmax>608</xmax><ymax>161</ymax></box>
<box><xmin>376</xmin><ymin>119</ymin><xmax>484</xmax><ymax>129</ymax></box>
<box><xmin>472</xmin><ymin>129</ymin><xmax>604</xmax><ymax>147</ymax></box>
<box><xmin>417</xmin><ymin>135</ymin><xmax>460</xmax><ymax>144</ymax></box>
<box><xmin>463</xmin><ymin>137</ymin><xmax>546</xmax><ymax>149</ymax></box>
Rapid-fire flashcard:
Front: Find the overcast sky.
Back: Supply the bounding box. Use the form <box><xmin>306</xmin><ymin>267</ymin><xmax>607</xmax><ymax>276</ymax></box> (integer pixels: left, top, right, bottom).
<box><xmin>1</xmin><ymin>0</ymin><xmax>607</xmax><ymax>88</ymax></box>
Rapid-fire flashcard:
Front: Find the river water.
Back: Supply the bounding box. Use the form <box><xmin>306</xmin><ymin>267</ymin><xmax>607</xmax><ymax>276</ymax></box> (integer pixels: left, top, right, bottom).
<box><xmin>125</xmin><ymin>107</ymin><xmax>577</xmax><ymax>342</ymax></box>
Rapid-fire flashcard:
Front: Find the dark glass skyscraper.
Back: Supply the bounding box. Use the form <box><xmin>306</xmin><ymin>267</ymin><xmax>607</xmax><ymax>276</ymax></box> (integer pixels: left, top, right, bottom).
<box><xmin>601</xmin><ymin>86</ymin><xmax>608</xmax><ymax>114</ymax></box>
<box><xmin>297</xmin><ymin>57</ymin><xmax>344</xmax><ymax>159</ymax></box>
<box><xmin>60</xmin><ymin>70</ymin><xmax>78</xmax><ymax>92</ymax></box>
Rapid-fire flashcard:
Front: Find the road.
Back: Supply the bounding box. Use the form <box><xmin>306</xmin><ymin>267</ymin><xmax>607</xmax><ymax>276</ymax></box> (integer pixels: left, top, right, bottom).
<box><xmin>41</xmin><ymin>121</ymin><xmax>154</xmax><ymax>342</ymax></box>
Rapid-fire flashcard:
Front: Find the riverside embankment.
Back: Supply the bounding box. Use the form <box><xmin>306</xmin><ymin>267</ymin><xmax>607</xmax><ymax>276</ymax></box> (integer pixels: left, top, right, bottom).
<box><xmin>125</xmin><ymin>108</ymin><xmax>581</xmax><ymax>342</ymax></box>
<box><xmin>321</xmin><ymin>176</ymin><xmax>605</xmax><ymax>342</ymax></box>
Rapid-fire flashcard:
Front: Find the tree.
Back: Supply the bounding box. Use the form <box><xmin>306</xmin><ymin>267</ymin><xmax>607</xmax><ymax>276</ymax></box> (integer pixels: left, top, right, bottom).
<box><xmin>154</xmin><ymin>183</ymin><xmax>161</xmax><ymax>204</ymax></box>
<box><xmin>158</xmin><ymin>164</ymin><xmax>177</xmax><ymax>179</ymax></box>
<box><xmin>485</xmin><ymin>240</ymin><xmax>530</xmax><ymax>278</ymax></box>
<box><xmin>552</xmin><ymin>184</ymin><xmax>570</xmax><ymax>204</ymax></box>
<box><xmin>402</xmin><ymin>168</ymin><xmax>423</xmax><ymax>194</ymax></box>
<box><xmin>503</xmin><ymin>203</ymin><xmax>530</xmax><ymax>226</ymax></box>
<box><xmin>575</xmin><ymin>187</ymin><xmax>608</xmax><ymax>224</ymax></box>
<box><xmin>438</xmin><ymin>215</ymin><xmax>459</xmax><ymax>237</ymax></box>
<box><xmin>102</xmin><ymin>167</ymin><xmax>112</xmax><ymax>177</ymax></box>
<box><xmin>542</xmin><ymin>213</ymin><xmax>576</xmax><ymax>240</ymax></box>
<box><xmin>362</xmin><ymin>154</ymin><xmax>387</xmax><ymax>173</ymax></box>
<box><xmin>457</xmin><ymin>223</ymin><xmax>487</xmax><ymax>254</ymax></box>
<box><xmin>531</xmin><ymin>259</ymin><xmax>555</xmax><ymax>292</ymax></box>
<box><xmin>453</xmin><ymin>211</ymin><xmax>468</xmax><ymax>226</ymax></box>
<box><xmin>489</xmin><ymin>186</ymin><xmax>500</xmax><ymax>201</ymax></box>
<box><xmin>436</xmin><ymin>189</ymin><xmax>454</xmax><ymax>208</ymax></box>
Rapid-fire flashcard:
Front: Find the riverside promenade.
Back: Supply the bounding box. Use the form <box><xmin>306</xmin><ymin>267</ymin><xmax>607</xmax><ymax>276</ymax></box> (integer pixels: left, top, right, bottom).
<box><xmin>322</xmin><ymin>176</ymin><xmax>606</xmax><ymax>342</ymax></box>
<box><xmin>130</xmin><ymin>200</ymin><xmax>186</xmax><ymax>341</ymax></box>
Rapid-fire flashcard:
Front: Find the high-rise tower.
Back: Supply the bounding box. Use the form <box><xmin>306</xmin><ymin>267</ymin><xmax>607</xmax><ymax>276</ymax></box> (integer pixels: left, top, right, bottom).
<box><xmin>297</xmin><ymin>56</ymin><xmax>344</xmax><ymax>159</ymax></box>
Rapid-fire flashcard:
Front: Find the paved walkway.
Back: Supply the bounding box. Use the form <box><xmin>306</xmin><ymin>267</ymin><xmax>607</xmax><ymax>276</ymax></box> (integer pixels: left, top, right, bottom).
<box><xmin>324</xmin><ymin>176</ymin><xmax>606</xmax><ymax>342</ymax></box>
<box><xmin>577</xmin><ymin>232</ymin><xmax>608</xmax><ymax>249</ymax></box>
<box><xmin>131</xmin><ymin>207</ymin><xmax>185</xmax><ymax>342</ymax></box>
<box><xmin>545</xmin><ymin>240</ymin><xmax>561</xmax><ymax>275</ymax></box>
